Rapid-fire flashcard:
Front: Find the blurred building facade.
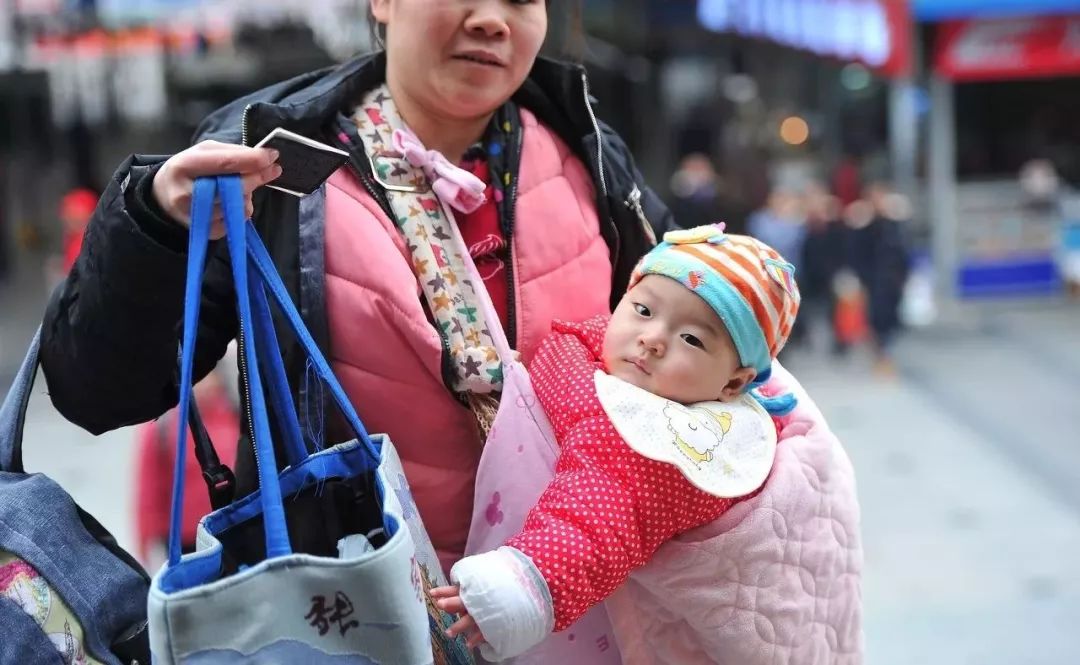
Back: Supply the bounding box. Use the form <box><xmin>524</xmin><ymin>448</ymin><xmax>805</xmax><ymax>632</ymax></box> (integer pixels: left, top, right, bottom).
<box><xmin>3</xmin><ymin>0</ymin><xmax>1080</xmax><ymax>304</ymax></box>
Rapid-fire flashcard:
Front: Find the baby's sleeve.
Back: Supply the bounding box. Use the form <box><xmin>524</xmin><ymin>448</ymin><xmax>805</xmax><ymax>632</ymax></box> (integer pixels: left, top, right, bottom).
<box><xmin>503</xmin><ymin>415</ymin><xmax>737</xmax><ymax>631</ymax></box>
<box><xmin>529</xmin><ymin>319</ymin><xmax>608</xmax><ymax>438</ymax></box>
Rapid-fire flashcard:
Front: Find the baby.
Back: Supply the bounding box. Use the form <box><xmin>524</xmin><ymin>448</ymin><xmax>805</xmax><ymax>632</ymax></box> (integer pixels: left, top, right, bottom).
<box><xmin>432</xmin><ymin>224</ymin><xmax>801</xmax><ymax>661</ymax></box>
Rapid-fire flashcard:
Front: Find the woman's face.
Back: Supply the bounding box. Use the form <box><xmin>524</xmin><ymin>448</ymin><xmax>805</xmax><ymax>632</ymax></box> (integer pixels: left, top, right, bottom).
<box><xmin>371</xmin><ymin>0</ymin><xmax>548</xmax><ymax>121</ymax></box>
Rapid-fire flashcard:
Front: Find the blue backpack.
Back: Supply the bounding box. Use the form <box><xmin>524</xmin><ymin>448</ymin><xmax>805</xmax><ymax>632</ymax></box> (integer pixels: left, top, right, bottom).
<box><xmin>0</xmin><ymin>329</ymin><xmax>151</xmax><ymax>665</ymax></box>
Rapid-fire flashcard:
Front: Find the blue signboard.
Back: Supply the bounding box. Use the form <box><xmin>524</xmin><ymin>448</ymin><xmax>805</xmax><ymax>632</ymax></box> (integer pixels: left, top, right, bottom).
<box><xmin>913</xmin><ymin>0</ymin><xmax>1080</xmax><ymax>21</ymax></box>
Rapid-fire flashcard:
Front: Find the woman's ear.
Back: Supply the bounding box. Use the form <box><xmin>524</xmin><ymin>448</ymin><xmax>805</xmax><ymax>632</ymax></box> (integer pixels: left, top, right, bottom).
<box><xmin>719</xmin><ymin>367</ymin><xmax>757</xmax><ymax>401</ymax></box>
<box><xmin>370</xmin><ymin>0</ymin><xmax>391</xmax><ymax>23</ymax></box>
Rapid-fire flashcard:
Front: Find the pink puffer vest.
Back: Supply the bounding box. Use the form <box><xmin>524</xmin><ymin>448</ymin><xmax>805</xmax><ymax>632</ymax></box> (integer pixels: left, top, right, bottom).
<box><xmin>322</xmin><ymin>108</ymin><xmax>612</xmax><ymax>572</ymax></box>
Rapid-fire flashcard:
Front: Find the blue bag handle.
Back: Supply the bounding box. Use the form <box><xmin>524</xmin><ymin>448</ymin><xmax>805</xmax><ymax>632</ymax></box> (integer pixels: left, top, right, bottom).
<box><xmin>248</xmin><ymin>271</ymin><xmax>310</xmax><ymax>468</ymax></box>
<box><xmin>244</xmin><ymin>223</ymin><xmax>381</xmax><ymax>464</ymax></box>
<box><xmin>171</xmin><ymin>175</ymin><xmax>384</xmax><ymax>568</ymax></box>
<box><xmin>171</xmin><ymin>175</ymin><xmax>291</xmax><ymax>565</ymax></box>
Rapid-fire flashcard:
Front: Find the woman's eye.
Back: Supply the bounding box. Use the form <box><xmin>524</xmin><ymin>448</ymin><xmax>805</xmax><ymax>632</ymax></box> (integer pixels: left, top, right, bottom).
<box><xmin>634</xmin><ymin>303</ymin><xmax>652</xmax><ymax>317</ymax></box>
<box><xmin>681</xmin><ymin>333</ymin><xmax>705</xmax><ymax>349</ymax></box>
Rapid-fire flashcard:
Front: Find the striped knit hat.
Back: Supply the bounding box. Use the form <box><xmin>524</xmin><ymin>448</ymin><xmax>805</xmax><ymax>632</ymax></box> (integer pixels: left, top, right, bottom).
<box><xmin>629</xmin><ymin>224</ymin><xmax>801</xmax><ymax>411</ymax></box>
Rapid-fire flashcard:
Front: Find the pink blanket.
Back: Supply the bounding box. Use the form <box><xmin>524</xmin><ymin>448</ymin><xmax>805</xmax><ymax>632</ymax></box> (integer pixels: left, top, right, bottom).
<box><xmin>605</xmin><ymin>362</ymin><xmax>864</xmax><ymax>664</ymax></box>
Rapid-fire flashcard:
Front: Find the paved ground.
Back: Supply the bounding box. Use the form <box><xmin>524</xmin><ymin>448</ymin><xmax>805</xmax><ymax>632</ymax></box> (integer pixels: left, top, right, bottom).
<box><xmin>784</xmin><ymin>300</ymin><xmax>1080</xmax><ymax>665</ymax></box>
<box><xmin>3</xmin><ymin>252</ymin><xmax>1079</xmax><ymax>663</ymax></box>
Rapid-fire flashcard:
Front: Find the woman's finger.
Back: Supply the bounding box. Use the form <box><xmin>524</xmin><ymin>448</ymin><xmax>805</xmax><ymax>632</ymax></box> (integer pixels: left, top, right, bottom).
<box><xmin>209</xmin><ymin>220</ymin><xmax>227</xmax><ymax>241</ymax></box>
<box><xmin>177</xmin><ymin>145</ymin><xmax>279</xmax><ymax>178</ymax></box>
<box><xmin>242</xmin><ymin>163</ymin><xmax>283</xmax><ymax>195</ymax></box>
<box><xmin>208</xmin><ymin>210</ymin><xmax>226</xmax><ymax>240</ymax></box>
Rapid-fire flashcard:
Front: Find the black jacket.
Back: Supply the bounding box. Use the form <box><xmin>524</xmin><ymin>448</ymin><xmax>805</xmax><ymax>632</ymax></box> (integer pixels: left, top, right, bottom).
<box><xmin>41</xmin><ymin>53</ymin><xmax>672</xmax><ymax>494</ymax></box>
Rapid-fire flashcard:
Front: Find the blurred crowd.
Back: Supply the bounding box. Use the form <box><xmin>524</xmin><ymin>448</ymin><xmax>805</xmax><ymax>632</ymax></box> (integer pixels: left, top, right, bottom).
<box><xmin>666</xmin><ymin>154</ymin><xmax>912</xmax><ymax>375</ymax></box>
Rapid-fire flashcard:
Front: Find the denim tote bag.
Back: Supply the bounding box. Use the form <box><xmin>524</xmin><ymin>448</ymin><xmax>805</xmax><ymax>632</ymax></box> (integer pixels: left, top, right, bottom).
<box><xmin>147</xmin><ymin>175</ymin><xmax>473</xmax><ymax>665</ymax></box>
<box><xmin>0</xmin><ymin>329</ymin><xmax>152</xmax><ymax>665</ymax></box>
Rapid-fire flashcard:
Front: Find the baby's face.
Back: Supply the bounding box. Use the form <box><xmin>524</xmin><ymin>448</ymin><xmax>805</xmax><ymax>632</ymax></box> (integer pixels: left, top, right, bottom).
<box><xmin>602</xmin><ymin>275</ymin><xmax>754</xmax><ymax>404</ymax></box>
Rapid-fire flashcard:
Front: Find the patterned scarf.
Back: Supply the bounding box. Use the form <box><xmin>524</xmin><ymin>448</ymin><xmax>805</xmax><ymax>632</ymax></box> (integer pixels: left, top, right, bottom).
<box><xmin>352</xmin><ymin>84</ymin><xmax>508</xmax><ymax>394</ymax></box>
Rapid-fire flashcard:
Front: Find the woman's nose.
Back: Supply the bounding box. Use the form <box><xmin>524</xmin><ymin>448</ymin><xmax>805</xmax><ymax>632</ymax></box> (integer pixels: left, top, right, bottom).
<box><xmin>464</xmin><ymin>1</ymin><xmax>509</xmax><ymax>39</ymax></box>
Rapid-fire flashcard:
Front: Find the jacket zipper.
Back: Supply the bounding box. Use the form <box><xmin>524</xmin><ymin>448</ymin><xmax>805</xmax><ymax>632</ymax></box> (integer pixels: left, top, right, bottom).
<box><xmin>503</xmin><ymin>123</ymin><xmax>524</xmax><ymax>351</ymax></box>
<box><xmin>580</xmin><ymin>71</ymin><xmax>607</xmax><ymax>199</ymax></box>
<box><xmin>235</xmin><ymin>324</ymin><xmax>261</xmax><ymax>480</ymax></box>
<box><xmin>626</xmin><ymin>184</ymin><xmax>657</xmax><ymax>245</ymax></box>
<box><xmin>241</xmin><ymin>104</ymin><xmax>253</xmax><ymax>147</ymax></box>
<box><xmin>580</xmin><ymin>69</ymin><xmax>621</xmax><ymax>273</ymax></box>
<box><xmin>233</xmin><ymin>103</ymin><xmax>263</xmax><ymax>483</ymax></box>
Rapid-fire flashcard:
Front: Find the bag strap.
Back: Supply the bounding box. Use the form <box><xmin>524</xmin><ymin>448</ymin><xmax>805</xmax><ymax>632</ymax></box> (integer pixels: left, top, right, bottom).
<box><xmin>187</xmin><ymin>399</ymin><xmax>237</xmax><ymax>510</ymax></box>
<box><xmin>244</xmin><ymin>222</ymin><xmax>382</xmax><ymax>463</ymax></box>
<box><xmin>0</xmin><ymin>327</ymin><xmax>42</xmax><ymax>473</ymax></box>
<box><xmin>155</xmin><ymin>391</ymin><xmax>237</xmax><ymax>511</ymax></box>
<box><xmin>171</xmin><ymin>175</ymin><xmax>385</xmax><ymax>567</ymax></box>
<box><xmin>171</xmin><ymin>175</ymin><xmax>291</xmax><ymax>565</ymax></box>
<box><xmin>248</xmin><ymin>263</ymin><xmax>310</xmax><ymax>469</ymax></box>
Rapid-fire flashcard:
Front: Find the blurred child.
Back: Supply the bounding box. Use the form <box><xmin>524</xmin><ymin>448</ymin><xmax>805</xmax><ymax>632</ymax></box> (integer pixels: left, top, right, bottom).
<box><xmin>133</xmin><ymin>368</ymin><xmax>239</xmax><ymax>569</ymax></box>
<box><xmin>59</xmin><ymin>188</ymin><xmax>97</xmax><ymax>275</ymax></box>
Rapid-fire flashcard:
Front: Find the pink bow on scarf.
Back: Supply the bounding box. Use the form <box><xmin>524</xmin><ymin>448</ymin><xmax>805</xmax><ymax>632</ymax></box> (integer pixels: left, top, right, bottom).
<box><xmin>391</xmin><ymin>128</ymin><xmax>487</xmax><ymax>214</ymax></box>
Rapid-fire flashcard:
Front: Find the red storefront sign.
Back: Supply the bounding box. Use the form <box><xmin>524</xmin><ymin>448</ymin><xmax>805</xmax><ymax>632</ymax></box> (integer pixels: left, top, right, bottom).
<box><xmin>698</xmin><ymin>0</ymin><xmax>912</xmax><ymax>78</ymax></box>
<box><xmin>937</xmin><ymin>15</ymin><xmax>1080</xmax><ymax>81</ymax></box>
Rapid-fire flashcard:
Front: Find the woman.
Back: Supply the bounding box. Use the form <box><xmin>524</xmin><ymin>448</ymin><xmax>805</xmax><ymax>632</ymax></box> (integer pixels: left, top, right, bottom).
<box><xmin>41</xmin><ymin>0</ymin><xmax>671</xmax><ymax>571</ymax></box>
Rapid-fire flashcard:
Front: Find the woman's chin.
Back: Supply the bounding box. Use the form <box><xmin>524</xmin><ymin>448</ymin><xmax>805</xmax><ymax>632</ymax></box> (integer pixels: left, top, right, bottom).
<box><xmin>433</xmin><ymin>77</ymin><xmax>519</xmax><ymax>118</ymax></box>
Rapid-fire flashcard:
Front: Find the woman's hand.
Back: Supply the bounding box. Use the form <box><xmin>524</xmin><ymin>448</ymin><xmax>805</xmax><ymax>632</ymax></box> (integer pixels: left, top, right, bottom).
<box><xmin>430</xmin><ymin>585</ymin><xmax>488</xmax><ymax>649</ymax></box>
<box><xmin>151</xmin><ymin>140</ymin><xmax>282</xmax><ymax>239</ymax></box>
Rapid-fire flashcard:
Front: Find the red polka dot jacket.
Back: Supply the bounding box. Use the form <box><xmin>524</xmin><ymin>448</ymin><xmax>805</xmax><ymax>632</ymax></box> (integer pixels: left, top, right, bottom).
<box><xmin>505</xmin><ymin>315</ymin><xmax>780</xmax><ymax>630</ymax></box>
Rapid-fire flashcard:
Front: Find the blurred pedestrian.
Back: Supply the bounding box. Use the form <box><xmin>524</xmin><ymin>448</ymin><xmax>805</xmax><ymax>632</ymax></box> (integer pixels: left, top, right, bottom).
<box><xmin>799</xmin><ymin>182</ymin><xmax>849</xmax><ymax>354</ymax></box>
<box><xmin>846</xmin><ymin>183</ymin><xmax>910</xmax><ymax>375</ymax></box>
<box><xmin>59</xmin><ymin>188</ymin><xmax>98</xmax><ymax>275</ymax></box>
<box><xmin>133</xmin><ymin>368</ymin><xmax>239</xmax><ymax>570</ymax></box>
<box><xmin>667</xmin><ymin>153</ymin><xmax>750</xmax><ymax>234</ymax></box>
<box><xmin>749</xmin><ymin>187</ymin><xmax>807</xmax><ymax>348</ymax></box>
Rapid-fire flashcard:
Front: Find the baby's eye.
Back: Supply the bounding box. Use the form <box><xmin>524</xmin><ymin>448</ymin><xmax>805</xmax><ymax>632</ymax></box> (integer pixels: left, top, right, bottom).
<box><xmin>634</xmin><ymin>303</ymin><xmax>652</xmax><ymax>317</ymax></box>
<box><xmin>681</xmin><ymin>333</ymin><xmax>705</xmax><ymax>349</ymax></box>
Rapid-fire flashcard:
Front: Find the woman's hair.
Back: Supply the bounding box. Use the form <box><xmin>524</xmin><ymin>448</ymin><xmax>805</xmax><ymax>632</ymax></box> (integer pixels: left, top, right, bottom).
<box><xmin>366</xmin><ymin>0</ymin><xmax>584</xmax><ymax>62</ymax></box>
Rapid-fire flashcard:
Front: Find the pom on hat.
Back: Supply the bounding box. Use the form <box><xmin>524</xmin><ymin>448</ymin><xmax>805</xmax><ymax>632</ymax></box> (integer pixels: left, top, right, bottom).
<box><xmin>663</xmin><ymin>222</ymin><xmax>729</xmax><ymax>246</ymax></box>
